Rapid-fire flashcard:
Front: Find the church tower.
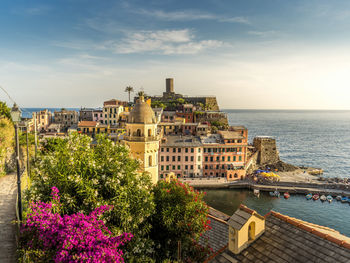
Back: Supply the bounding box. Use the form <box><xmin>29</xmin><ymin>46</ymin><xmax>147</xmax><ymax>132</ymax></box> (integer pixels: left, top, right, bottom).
<box><xmin>124</xmin><ymin>92</ymin><xmax>160</xmax><ymax>184</ymax></box>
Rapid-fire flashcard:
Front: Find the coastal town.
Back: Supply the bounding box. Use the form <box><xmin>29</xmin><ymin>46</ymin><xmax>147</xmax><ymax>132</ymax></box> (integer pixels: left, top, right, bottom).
<box><xmin>2</xmin><ymin>79</ymin><xmax>350</xmax><ymax>263</ymax></box>
<box><xmin>16</xmin><ymin>78</ymin><xmax>293</xmax><ymax>183</ymax></box>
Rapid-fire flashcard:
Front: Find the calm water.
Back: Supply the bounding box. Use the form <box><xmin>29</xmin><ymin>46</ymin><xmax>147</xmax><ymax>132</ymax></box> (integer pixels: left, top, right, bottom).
<box><xmin>205</xmin><ymin>110</ymin><xmax>350</xmax><ymax>237</ymax></box>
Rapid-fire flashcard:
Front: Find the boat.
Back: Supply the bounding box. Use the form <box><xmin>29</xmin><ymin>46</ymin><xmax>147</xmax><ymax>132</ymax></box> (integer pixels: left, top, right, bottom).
<box><xmin>284</xmin><ymin>192</ymin><xmax>290</xmax><ymax>199</ymax></box>
<box><xmin>336</xmin><ymin>195</ymin><xmax>342</xmax><ymax>201</ymax></box>
<box><xmin>326</xmin><ymin>195</ymin><xmax>333</xmax><ymax>203</ymax></box>
<box><xmin>253</xmin><ymin>189</ymin><xmax>260</xmax><ymax>197</ymax></box>
<box><xmin>306</xmin><ymin>193</ymin><xmax>312</xmax><ymax>200</ymax></box>
<box><xmin>320</xmin><ymin>195</ymin><xmax>327</xmax><ymax>202</ymax></box>
<box><xmin>269</xmin><ymin>191</ymin><xmax>280</xmax><ymax>197</ymax></box>
<box><xmin>312</xmin><ymin>194</ymin><xmax>319</xmax><ymax>201</ymax></box>
<box><xmin>341</xmin><ymin>197</ymin><xmax>348</xmax><ymax>203</ymax></box>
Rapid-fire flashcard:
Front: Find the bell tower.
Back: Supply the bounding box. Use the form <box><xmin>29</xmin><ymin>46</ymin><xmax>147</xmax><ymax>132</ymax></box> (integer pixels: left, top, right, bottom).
<box><xmin>124</xmin><ymin>92</ymin><xmax>160</xmax><ymax>184</ymax></box>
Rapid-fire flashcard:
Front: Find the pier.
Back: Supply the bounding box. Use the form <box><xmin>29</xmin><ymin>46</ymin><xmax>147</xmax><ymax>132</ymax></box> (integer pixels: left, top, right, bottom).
<box><xmin>181</xmin><ymin>178</ymin><xmax>350</xmax><ymax>197</ymax></box>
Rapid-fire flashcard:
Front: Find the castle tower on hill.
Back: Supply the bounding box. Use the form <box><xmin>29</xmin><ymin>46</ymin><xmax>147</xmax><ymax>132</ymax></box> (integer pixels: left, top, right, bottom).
<box><xmin>124</xmin><ymin>93</ymin><xmax>160</xmax><ymax>184</ymax></box>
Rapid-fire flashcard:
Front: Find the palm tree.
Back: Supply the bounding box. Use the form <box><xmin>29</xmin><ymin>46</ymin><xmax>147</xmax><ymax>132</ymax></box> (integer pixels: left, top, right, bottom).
<box><xmin>125</xmin><ymin>86</ymin><xmax>134</xmax><ymax>103</ymax></box>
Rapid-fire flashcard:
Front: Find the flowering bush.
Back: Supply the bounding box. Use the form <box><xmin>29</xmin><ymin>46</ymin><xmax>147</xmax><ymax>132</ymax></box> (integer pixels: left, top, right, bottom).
<box><xmin>150</xmin><ymin>180</ymin><xmax>211</xmax><ymax>262</ymax></box>
<box><xmin>20</xmin><ymin>187</ymin><xmax>133</xmax><ymax>263</ymax></box>
<box><xmin>26</xmin><ymin>133</ymin><xmax>155</xmax><ymax>260</ymax></box>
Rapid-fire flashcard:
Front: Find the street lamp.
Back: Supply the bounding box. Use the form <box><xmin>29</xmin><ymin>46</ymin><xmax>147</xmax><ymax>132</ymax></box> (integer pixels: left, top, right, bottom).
<box><xmin>10</xmin><ymin>103</ymin><xmax>22</xmax><ymax>222</ymax></box>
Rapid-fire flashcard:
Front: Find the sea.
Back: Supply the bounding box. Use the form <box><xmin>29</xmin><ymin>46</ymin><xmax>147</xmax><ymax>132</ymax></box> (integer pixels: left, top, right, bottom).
<box><xmin>23</xmin><ymin>108</ymin><xmax>350</xmax><ymax>236</ymax></box>
<box><xmin>205</xmin><ymin>109</ymin><xmax>350</xmax><ymax>237</ymax></box>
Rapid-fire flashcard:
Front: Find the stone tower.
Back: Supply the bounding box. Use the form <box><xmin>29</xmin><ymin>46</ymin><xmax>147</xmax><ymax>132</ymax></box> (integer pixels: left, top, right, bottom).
<box><xmin>124</xmin><ymin>93</ymin><xmax>160</xmax><ymax>184</ymax></box>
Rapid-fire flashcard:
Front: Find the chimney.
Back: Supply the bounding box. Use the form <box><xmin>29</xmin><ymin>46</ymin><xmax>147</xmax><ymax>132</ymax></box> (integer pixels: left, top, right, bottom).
<box><xmin>166</xmin><ymin>78</ymin><xmax>174</xmax><ymax>94</ymax></box>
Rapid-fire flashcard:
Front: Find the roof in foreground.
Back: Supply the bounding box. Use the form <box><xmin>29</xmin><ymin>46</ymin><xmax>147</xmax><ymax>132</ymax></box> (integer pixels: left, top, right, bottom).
<box><xmin>207</xmin><ymin>206</ymin><xmax>350</xmax><ymax>263</ymax></box>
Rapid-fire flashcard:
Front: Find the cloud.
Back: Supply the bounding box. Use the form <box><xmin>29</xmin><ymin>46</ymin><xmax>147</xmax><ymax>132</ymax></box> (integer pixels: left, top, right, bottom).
<box><xmin>133</xmin><ymin>9</ymin><xmax>250</xmax><ymax>24</ymax></box>
<box><xmin>247</xmin><ymin>30</ymin><xmax>277</xmax><ymax>37</ymax></box>
<box><xmin>107</xmin><ymin>29</ymin><xmax>223</xmax><ymax>54</ymax></box>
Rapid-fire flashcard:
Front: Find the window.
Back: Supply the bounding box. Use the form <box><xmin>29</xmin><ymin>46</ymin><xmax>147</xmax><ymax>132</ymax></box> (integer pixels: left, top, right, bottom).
<box><xmin>198</xmin><ymin>156</ymin><xmax>201</xmax><ymax>161</ymax></box>
<box><xmin>216</xmin><ymin>156</ymin><xmax>219</xmax><ymax>161</ymax></box>
<box><xmin>136</xmin><ymin>129</ymin><xmax>141</xmax><ymax>137</ymax></box>
<box><xmin>166</xmin><ymin>156</ymin><xmax>169</xmax><ymax>161</ymax></box>
<box><xmin>222</xmin><ymin>165</ymin><xmax>225</xmax><ymax>169</ymax></box>
<box><xmin>173</xmin><ymin>148</ymin><xmax>176</xmax><ymax>153</ymax></box>
<box><xmin>233</xmin><ymin>156</ymin><xmax>236</xmax><ymax>161</ymax></box>
<box><xmin>191</xmin><ymin>148</ymin><xmax>194</xmax><ymax>153</ymax></box>
<box><xmin>166</xmin><ymin>148</ymin><xmax>169</xmax><ymax>152</ymax></box>
<box><xmin>185</xmin><ymin>165</ymin><xmax>188</xmax><ymax>170</ymax></box>
<box><xmin>172</xmin><ymin>156</ymin><xmax>175</xmax><ymax>162</ymax></box>
<box><xmin>178</xmin><ymin>156</ymin><xmax>181</xmax><ymax>161</ymax></box>
<box><xmin>210</xmin><ymin>157</ymin><xmax>213</xmax><ymax>162</ymax></box>
<box><xmin>216</xmin><ymin>165</ymin><xmax>219</xmax><ymax>169</ymax></box>
<box><xmin>239</xmin><ymin>147</ymin><xmax>242</xmax><ymax>152</ymax></box>
<box><xmin>185</xmin><ymin>156</ymin><xmax>188</xmax><ymax>161</ymax></box>
<box><xmin>149</xmin><ymin>156</ymin><xmax>153</xmax><ymax>166</ymax></box>
<box><xmin>148</xmin><ymin>129</ymin><xmax>152</xmax><ymax>137</ymax></box>
<box><xmin>185</xmin><ymin>148</ymin><xmax>188</xmax><ymax>153</ymax></box>
<box><xmin>222</xmin><ymin>156</ymin><xmax>225</xmax><ymax>161</ymax></box>
<box><xmin>198</xmin><ymin>165</ymin><xmax>201</xmax><ymax>169</ymax></box>
<box><xmin>161</xmin><ymin>156</ymin><xmax>164</xmax><ymax>162</ymax></box>
<box><xmin>161</xmin><ymin>148</ymin><xmax>164</xmax><ymax>152</ymax></box>
<box><xmin>205</xmin><ymin>165</ymin><xmax>208</xmax><ymax>169</ymax></box>
<box><xmin>198</xmin><ymin>148</ymin><xmax>201</xmax><ymax>153</ymax></box>
<box><xmin>166</xmin><ymin>165</ymin><xmax>169</xmax><ymax>171</ymax></box>
<box><xmin>178</xmin><ymin>165</ymin><xmax>181</xmax><ymax>170</ymax></box>
<box><xmin>190</xmin><ymin>165</ymin><xmax>193</xmax><ymax>170</ymax></box>
<box><xmin>228</xmin><ymin>156</ymin><xmax>231</xmax><ymax>161</ymax></box>
<box><xmin>178</xmin><ymin>148</ymin><xmax>181</xmax><ymax>153</ymax></box>
<box><xmin>172</xmin><ymin>165</ymin><xmax>175</xmax><ymax>170</ymax></box>
<box><xmin>190</xmin><ymin>156</ymin><xmax>194</xmax><ymax>161</ymax></box>
<box><xmin>239</xmin><ymin>156</ymin><xmax>242</xmax><ymax>161</ymax></box>
<box><xmin>161</xmin><ymin>165</ymin><xmax>164</xmax><ymax>171</ymax></box>
<box><xmin>205</xmin><ymin>157</ymin><xmax>208</xmax><ymax>162</ymax></box>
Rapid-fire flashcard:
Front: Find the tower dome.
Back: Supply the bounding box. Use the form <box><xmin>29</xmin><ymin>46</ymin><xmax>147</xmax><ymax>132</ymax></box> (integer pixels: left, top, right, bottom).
<box><xmin>128</xmin><ymin>94</ymin><xmax>156</xmax><ymax>124</ymax></box>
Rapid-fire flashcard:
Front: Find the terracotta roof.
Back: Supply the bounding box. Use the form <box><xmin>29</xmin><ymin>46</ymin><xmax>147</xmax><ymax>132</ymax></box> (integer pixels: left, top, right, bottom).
<box><xmin>207</xmin><ymin>207</ymin><xmax>350</xmax><ymax>263</ymax></box>
<box><xmin>218</xmin><ymin>131</ymin><xmax>244</xmax><ymax>140</ymax></box>
<box><xmin>78</xmin><ymin>121</ymin><xmax>98</xmax><ymax>127</ymax></box>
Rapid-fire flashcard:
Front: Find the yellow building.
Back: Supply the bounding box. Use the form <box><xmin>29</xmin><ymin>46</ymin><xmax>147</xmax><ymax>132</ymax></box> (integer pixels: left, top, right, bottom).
<box><xmin>123</xmin><ymin>93</ymin><xmax>160</xmax><ymax>184</ymax></box>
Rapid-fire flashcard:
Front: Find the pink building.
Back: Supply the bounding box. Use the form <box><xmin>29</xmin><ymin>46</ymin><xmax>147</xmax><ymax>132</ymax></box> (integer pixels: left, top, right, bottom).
<box><xmin>159</xmin><ymin>135</ymin><xmax>203</xmax><ymax>179</ymax></box>
<box><xmin>92</xmin><ymin>109</ymin><xmax>104</xmax><ymax>124</ymax></box>
<box><xmin>202</xmin><ymin>129</ymin><xmax>248</xmax><ymax>180</ymax></box>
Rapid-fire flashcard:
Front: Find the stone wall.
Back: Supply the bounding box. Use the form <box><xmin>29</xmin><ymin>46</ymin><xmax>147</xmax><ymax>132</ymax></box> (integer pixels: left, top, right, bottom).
<box><xmin>253</xmin><ymin>137</ymin><xmax>279</xmax><ymax>165</ymax></box>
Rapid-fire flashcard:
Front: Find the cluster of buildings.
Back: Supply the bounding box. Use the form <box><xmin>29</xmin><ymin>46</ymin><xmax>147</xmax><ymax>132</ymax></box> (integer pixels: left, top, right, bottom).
<box><xmin>27</xmin><ymin>78</ymin><xmax>253</xmax><ymax>183</ymax></box>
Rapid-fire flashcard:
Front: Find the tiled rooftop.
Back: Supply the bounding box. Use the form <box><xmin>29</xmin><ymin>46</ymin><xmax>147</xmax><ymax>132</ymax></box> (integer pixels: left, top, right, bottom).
<box><xmin>206</xmin><ymin>206</ymin><xmax>350</xmax><ymax>263</ymax></box>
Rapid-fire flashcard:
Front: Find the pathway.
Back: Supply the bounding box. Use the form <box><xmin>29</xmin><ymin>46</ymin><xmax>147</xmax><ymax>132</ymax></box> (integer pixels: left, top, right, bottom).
<box><xmin>0</xmin><ymin>174</ymin><xmax>17</xmax><ymax>263</ymax></box>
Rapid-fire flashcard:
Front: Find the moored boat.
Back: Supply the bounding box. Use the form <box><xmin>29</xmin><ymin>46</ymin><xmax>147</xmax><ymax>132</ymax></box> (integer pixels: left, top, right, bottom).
<box><xmin>269</xmin><ymin>192</ymin><xmax>275</xmax><ymax>197</ymax></box>
<box><xmin>274</xmin><ymin>190</ymin><xmax>280</xmax><ymax>198</ymax></box>
<box><xmin>253</xmin><ymin>189</ymin><xmax>260</xmax><ymax>197</ymax></box>
<box><xmin>284</xmin><ymin>192</ymin><xmax>290</xmax><ymax>199</ymax></box>
<box><xmin>341</xmin><ymin>197</ymin><xmax>348</xmax><ymax>203</ymax></box>
<box><xmin>326</xmin><ymin>195</ymin><xmax>333</xmax><ymax>203</ymax></box>
<box><xmin>320</xmin><ymin>195</ymin><xmax>327</xmax><ymax>202</ymax></box>
<box><xmin>336</xmin><ymin>195</ymin><xmax>342</xmax><ymax>201</ymax></box>
<box><xmin>312</xmin><ymin>194</ymin><xmax>319</xmax><ymax>201</ymax></box>
<box><xmin>306</xmin><ymin>193</ymin><xmax>312</xmax><ymax>200</ymax></box>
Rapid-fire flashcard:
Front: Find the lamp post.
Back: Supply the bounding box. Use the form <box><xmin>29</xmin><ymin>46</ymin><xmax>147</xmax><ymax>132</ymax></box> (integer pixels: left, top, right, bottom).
<box><xmin>10</xmin><ymin>103</ymin><xmax>22</xmax><ymax>222</ymax></box>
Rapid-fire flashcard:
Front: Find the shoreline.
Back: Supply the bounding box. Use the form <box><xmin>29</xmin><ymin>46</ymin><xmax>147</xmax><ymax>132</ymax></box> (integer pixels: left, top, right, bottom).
<box><xmin>180</xmin><ymin>170</ymin><xmax>350</xmax><ymax>197</ymax></box>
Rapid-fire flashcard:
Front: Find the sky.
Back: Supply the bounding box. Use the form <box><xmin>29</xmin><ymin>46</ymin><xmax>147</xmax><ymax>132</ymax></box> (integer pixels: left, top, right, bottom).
<box><xmin>1</xmin><ymin>0</ymin><xmax>350</xmax><ymax>109</ymax></box>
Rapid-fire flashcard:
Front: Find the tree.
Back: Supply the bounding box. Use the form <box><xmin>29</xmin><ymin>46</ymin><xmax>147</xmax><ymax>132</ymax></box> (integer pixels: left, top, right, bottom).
<box><xmin>125</xmin><ymin>86</ymin><xmax>134</xmax><ymax>103</ymax></box>
<box><xmin>27</xmin><ymin>133</ymin><xmax>155</xmax><ymax>260</ymax></box>
<box><xmin>150</xmin><ymin>180</ymin><xmax>211</xmax><ymax>262</ymax></box>
<box><xmin>0</xmin><ymin>101</ymin><xmax>11</xmax><ymax>120</ymax></box>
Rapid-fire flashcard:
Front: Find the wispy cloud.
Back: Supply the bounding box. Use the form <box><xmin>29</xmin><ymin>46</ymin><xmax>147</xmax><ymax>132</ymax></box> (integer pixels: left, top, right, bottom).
<box><xmin>106</xmin><ymin>29</ymin><xmax>223</xmax><ymax>54</ymax></box>
<box><xmin>247</xmin><ymin>30</ymin><xmax>277</xmax><ymax>37</ymax></box>
<box><xmin>12</xmin><ymin>5</ymin><xmax>51</xmax><ymax>16</ymax></box>
<box><xmin>133</xmin><ymin>9</ymin><xmax>250</xmax><ymax>24</ymax></box>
